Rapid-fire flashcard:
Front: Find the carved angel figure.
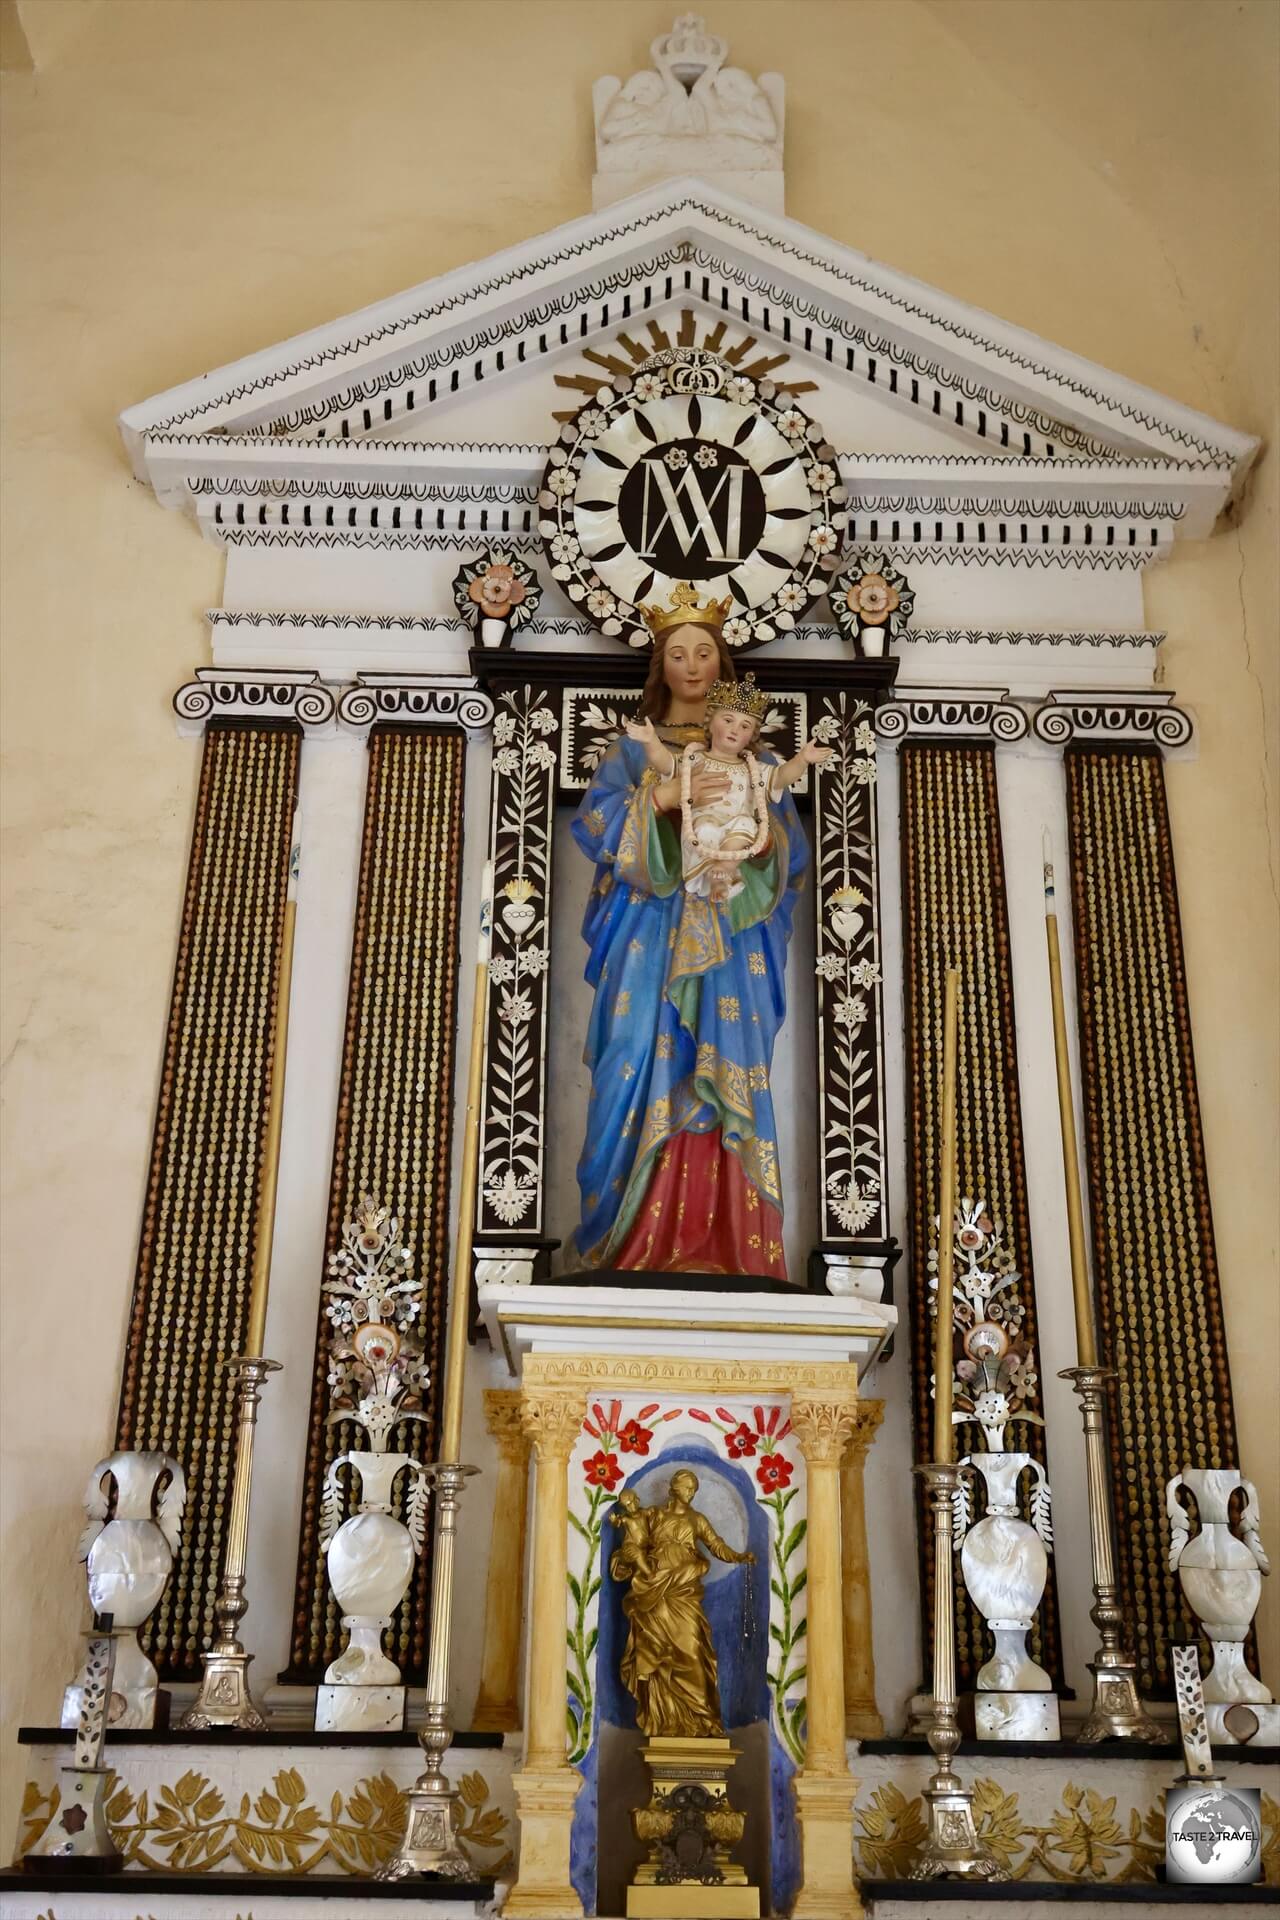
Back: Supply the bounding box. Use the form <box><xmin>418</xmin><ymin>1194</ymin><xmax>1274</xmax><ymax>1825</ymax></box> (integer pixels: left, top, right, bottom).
<box><xmin>62</xmin><ymin>1450</ymin><xmax>185</xmax><ymax>1731</ymax></box>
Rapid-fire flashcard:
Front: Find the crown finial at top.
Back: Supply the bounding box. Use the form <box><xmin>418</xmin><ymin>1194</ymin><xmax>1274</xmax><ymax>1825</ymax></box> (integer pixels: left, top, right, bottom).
<box><xmin>653</xmin><ymin>13</ymin><xmax>727</xmax><ymax>91</ymax></box>
<box><xmin>592</xmin><ymin>13</ymin><xmax>785</xmax><ymax>215</ymax></box>
<box><xmin>637</xmin><ymin>580</ymin><xmax>734</xmax><ymax>638</ymax></box>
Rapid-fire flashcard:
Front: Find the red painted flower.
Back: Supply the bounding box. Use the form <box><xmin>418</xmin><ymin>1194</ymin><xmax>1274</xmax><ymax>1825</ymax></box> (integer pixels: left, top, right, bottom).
<box><xmin>583</xmin><ymin>1450</ymin><xmax>623</xmax><ymax>1491</ymax></box>
<box><xmin>583</xmin><ymin>1398</ymin><xmax>622</xmax><ymax>1443</ymax></box>
<box><xmin>617</xmin><ymin>1419</ymin><xmax>653</xmax><ymax>1456</ymax></box>
<box><xmin>725</xmin><ymin>1422</ymin><xmax>758</xmax><ymax>1458</ymax></box>
<box><xmin>756</xmin><ymin>1453</ymin><xmax>794</xmax><ymax>1493</ymax></box>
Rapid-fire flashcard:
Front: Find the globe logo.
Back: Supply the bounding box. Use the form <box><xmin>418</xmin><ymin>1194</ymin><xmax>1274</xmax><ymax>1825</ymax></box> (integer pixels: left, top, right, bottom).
<box><xmin>1166</xmin><ymin>1784</ymin><xmax>1262</xmax><ymax>1884</ymax></box>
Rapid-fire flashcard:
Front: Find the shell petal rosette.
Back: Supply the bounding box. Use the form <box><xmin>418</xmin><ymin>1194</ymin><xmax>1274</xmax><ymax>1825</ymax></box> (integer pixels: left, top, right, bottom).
<box><xmin>452</xmin><ymin>547</ymin><xmax>543</xmax><ymax>633</ymax></box>
<box><xmin>830</xmin><ymin>550</ymin><xmax>915</xmax><ymax>651</ymax></box>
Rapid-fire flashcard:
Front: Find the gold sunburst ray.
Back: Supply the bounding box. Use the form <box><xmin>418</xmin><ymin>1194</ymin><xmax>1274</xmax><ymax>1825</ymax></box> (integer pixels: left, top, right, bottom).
<box><xmin>552</xmin><ymin>310</ymin><xmax>818</xmax><ymax>419</ymax></box>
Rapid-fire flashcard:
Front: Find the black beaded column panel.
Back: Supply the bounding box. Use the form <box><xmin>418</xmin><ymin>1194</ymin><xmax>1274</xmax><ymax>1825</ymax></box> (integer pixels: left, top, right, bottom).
<box><xmin>284</xmin><ymin>725</ymin><xmax>465</xmax><ymax>1682</ymax></box>
<box><xmin>115</xmin><ymin>722</ymin><xmax>300</xmax><ymax>1680</ymax></box>
<box><xmin>1064</xmin><ymin>739</ymin><xmax>1242</xmax><ymax>1698</ymax></box>
<box><xmin>895</xmin><ymin>700</ymin><xmax>1065</xmax><ymax>1692</ymax></box>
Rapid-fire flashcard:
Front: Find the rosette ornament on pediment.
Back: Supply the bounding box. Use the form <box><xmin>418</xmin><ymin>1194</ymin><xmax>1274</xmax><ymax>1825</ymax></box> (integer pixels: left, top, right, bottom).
<box><xmin>540</xmin><ymin>325</ymin><xmax>848</xmax><ymax>650</ymax></box>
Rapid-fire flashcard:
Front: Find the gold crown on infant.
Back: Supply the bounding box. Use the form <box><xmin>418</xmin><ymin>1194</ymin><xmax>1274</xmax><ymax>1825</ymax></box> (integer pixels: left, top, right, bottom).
<box><xmin>705</xmin><ymin>673</ymin><xmax>769</xmax><ymax>724</ymax></box>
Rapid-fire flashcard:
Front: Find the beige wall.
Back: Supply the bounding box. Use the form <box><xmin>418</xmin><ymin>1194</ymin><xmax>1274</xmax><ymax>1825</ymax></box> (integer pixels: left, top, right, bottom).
<box><xmin>2</xmin><ymin>0</ymin><xmax>1275</xmax><ymax>1853</ymax></box>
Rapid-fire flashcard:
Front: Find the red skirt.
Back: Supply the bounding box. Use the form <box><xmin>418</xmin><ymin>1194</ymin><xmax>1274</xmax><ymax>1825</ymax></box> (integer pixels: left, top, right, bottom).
<box><xmin>612</xmin><ymin>1130</ymin><xmax>787</xmax><ymax>1281</ymax></box>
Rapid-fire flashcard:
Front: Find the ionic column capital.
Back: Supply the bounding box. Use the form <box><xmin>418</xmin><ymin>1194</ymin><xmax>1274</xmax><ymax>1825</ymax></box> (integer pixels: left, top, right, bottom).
<box><xmin>519</xmin><ymin>1388</ymin><xmax>585</xmax><ymax>1463</ymax></box>
<box><xmin>875</xmin><ymin>686</ymin><xmax>1029</xmax><ymax>745</ymax></box>
<box><xmin>484</xmin><ymin>1387</ymin><xmax>531</xmax><ymax>1465</ymax></box>
<box><xmin>337</xmin><ymin>673</ymin><xmax>494</xmax><ymax>738</ymax></box>
<box><xmin>1032</xmin><ymin>687</ymin><xmax>1193</xmax><ymax>751</ymax></box>
<box><xmin>173</xmin><ymin>667</ymin><xmax>336</xmax><ymax>737</ymax></box>
<box><xmin>789</xmin><ymin>1395</ymin><xmax>860</xmax><ymax>1466</ymax></box>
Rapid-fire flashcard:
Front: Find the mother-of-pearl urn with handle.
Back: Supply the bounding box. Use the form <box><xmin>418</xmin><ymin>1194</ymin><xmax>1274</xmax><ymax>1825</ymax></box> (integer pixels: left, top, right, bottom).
<box><xmin>1167</xmin><ymin>1467</ymin><xmax>1277</xmax><ymax>1745</ymax></box>
<box><xmin>62</xmin><ymin>1451</ymin><xmax>186</xmax><ymax>1731</ymax></box>
<box><xmin>936</xmin><ymin>1200</ymin><xmax>1060</xmax><ymax>1742</ymax></box>
<box><xmin>315</xmin><ymin>1195</ymin><xmax>435</xmax><ymax>1734</ymax></box>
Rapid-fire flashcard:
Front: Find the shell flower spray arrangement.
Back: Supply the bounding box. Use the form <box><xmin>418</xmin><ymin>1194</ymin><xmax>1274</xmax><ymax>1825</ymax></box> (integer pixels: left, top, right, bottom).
<box><xmin>316</xmin><ymin>1196</ymin><xmax>434</xmax><ymax>1724</ymax></box>
<box><xmin>930</xmin><ymin>1200</ymin><xmax>1058</xmax><ymax>1727</ymax></box>
<box><xmin>452</xmin><ymin>548</ymin><xmax>542</xmax><ymax>646</ymax></box>
<box><xmin>829</xmin><ymin>551</ymin><xmax>915</xmax><ymax>658</ymax></box>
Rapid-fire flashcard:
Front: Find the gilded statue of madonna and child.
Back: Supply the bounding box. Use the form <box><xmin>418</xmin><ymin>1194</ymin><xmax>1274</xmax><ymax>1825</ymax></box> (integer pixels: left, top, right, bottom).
<box><xmin>610</xmin><ymin>1470</ymin><xmax>754</xmax><ymax>1739</ymax></box>
<box><xmin>569</xmin><ymin>581</ymin><xmax>830</xmax><ymax>1283</ymax></box>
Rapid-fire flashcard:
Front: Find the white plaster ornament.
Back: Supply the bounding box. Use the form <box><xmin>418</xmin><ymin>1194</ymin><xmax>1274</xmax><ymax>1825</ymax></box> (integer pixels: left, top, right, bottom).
<box><xmin>1167</xmin><ymin>1467</ymin><xmax>1277</xmax><ymax>1745</ymax></box>
<box><xmin>593</xmin><ymin>14</ymin><xmax>784</xmax><ymax>213</ymax></box>
<box><xmin>316</xmin><ymin>1197</ymin><xmax>434</xmax><ymax>1734</ymax></box>
<box><xmin>61</xmin><ymin>1451</ymin><xmax>185</xmax><ymax>1732</ymax></box>
<box><xmin>932</xmin><ymin>1201</ymin><xmax>1060</xmax><ymax>1741</ymax></box>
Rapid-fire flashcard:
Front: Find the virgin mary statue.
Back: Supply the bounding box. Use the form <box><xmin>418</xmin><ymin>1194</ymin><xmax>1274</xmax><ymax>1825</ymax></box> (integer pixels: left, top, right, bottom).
<box><xmin>570</xmin><ymin>584</ymin><xmax>806</xmax><ymax>1280</ymax></box>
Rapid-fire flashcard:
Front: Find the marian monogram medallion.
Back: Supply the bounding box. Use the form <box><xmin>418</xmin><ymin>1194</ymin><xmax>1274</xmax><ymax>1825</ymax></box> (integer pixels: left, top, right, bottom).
<box><xmin>540</xmin><ymin>347</ymin><xmax>848</xmax><ymax>649</ymax></box>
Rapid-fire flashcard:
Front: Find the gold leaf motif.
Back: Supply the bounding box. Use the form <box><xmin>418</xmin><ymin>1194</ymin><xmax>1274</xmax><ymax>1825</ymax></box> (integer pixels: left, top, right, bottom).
<box><xmin>276</xmin><ymin>1766</ymin><xmax>307</xmax><ymax>1807</ymax></box>
<box><xmin>174</xmin><ymin>1769</ymin><xmax>208</xmax><ymax>1808</ymax></box>
<box><xmin>19</xmin><ymin>1783</ymin><xmax>59</xmax><ymax>1854</ymax></box>
<box><xmin>854</xmin><ymin>1781</ymin><xmax>927</xmax><ymax>1879</ymax></box>
<box><xmin>19</xmin><ymin>1761</ymin><xmax>506</xmax><ymax>1879</ymax></box>
<box><xmin>972</xmin><ymin>1776</ymin><xmax>1023</xmax><ymax>1871</ymax></box>
<box><xmin>1262</xmin><ymin>1793</ymin><xmax>1279</xmax><ymax>1886</ymax></box>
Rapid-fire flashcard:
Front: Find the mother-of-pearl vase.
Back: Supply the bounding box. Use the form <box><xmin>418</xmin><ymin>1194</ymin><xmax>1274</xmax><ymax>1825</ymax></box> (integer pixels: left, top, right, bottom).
<box><xmin>957</xmin><ymin>1451</ymin><xmax>1054</xmax><ymax>1696</ymax></box>
<box><xmin>62</xmin><ymin>1450</ymin><xmax>185</xmax><ymax>1731</ymax></box>
<box><xmin>1167</xmin><ymin>1468</ymin><xmax>1273</xmax><ymax>1733</ymax></box>
<box><xmin>320</xmin><ymin>1449</ymin><xmax>430</xmax><ymax>1693</ymax></box>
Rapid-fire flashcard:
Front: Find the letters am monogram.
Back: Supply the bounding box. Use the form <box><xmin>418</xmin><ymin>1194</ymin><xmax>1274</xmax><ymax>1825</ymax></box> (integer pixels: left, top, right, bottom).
<box><xmin>619</xmin><ymin>445</ymin><xmax>766</xmax><ymax>580</ymax></box>
<box><xmin>640</xmin><ymin>459</ymin><xmax>746</xmax><ymax>562</ymax></box>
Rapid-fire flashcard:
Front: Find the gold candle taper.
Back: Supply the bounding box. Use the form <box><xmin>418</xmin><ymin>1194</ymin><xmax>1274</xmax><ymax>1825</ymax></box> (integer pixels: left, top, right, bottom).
<box><xmin>439</xmin><ymin>859</ymin><xmax>492</xmax><ymax>1464</ymax></box>
<box><xmin>245</xmin><ymin>869</ymin><xmax>297</xmax><ymax>1357</ymax></box>
<box><xmin>1043</xmin><ymin>843</ymin><xmax>1097</xmax><ymax>1368</ymax></box>
<box><xmin>934</xmin><ymin>967</ymin><xmax>959</xmax><ymax>1463</ymax></box>
<box><xmin>379</xmin><ymin>858</ymin><xmax>492</xmax><ymax>1881</ymax></box>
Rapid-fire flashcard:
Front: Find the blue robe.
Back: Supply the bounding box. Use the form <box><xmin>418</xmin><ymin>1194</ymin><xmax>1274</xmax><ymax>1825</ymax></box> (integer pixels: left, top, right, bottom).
<box><xmin>570</xmin><ymin>730</ymin><xmax>807</xmax><ymax>1268</ymax></box>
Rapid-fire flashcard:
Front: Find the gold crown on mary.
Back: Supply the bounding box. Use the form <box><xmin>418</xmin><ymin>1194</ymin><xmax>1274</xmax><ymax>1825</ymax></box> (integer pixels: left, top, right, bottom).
<box><xmin>637</xmin><ymin>580</ymin><xmax>733</xmax><ymax>637</ymax></box>
<box><xmin>705</xmin><ymin>673</ymin><xmax>769</xmax><ymax>724</ymax></box>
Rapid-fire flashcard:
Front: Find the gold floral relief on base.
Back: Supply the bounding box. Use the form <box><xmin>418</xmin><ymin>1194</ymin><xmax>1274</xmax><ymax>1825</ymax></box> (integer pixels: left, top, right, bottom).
<box><xmin>19</xmin><ymin>1765</ymin><xmax>511</xmax><ymax>1879</ymax></box>
<box><xmin>853</xmin><ymin>1779</ymin><xmax>1279</xmax><ymax>1885</ymax></box>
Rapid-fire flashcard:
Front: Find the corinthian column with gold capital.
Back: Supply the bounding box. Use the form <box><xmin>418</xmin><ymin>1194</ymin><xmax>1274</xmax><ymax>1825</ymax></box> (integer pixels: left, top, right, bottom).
<box><xmin>789</xmin><ymin>1392</ymin><xmax>863</xmax><ymax>1920</ymax></box>
<box><xmin>473</xmin><ymin>1390</ymin><xmax>532</xmax><ymax>1734</ymax></box>
<box><xmin>501</xmin><ymin>1383</ymin><xmax>586</xmax><ymax>1920</ymax></box>
<box><xmin>841</xmin><ymin>1400</ymin><xmax>884</xmax><ymax>1740</ymax></box>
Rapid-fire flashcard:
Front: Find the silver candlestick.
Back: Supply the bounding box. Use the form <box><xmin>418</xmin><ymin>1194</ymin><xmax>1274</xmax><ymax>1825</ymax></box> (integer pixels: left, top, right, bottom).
<box><xmin>1061</xmin><ymin>1364</ymin><xmax>1168</xmax><ymax>1743</ymax></box>
<box><xmin>177</xmin><ymin>1354</ymin><xmax>281</xmax><ymax>1730</ymax></box>
<box><xmin>910</xmin><ymin>1462</ymin><xmax>1007</xmax><ymax>1882</ymax></box>
<box><xmin>375</xmin><ymin>1461</ymin><xmax>478</xmax><ymax>1879</ymax></box>
<box><xmin>377</xmin><ymin>867</ymin><xmax>493</xmax><ymax>1879</ymax></box>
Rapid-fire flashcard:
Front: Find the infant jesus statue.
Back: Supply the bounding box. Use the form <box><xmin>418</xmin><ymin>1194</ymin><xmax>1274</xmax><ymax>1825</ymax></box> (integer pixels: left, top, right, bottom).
<box><xmin>627</xmin><ymin>672</ymin><xmax>832</xmax><ymax>901</ymax></box>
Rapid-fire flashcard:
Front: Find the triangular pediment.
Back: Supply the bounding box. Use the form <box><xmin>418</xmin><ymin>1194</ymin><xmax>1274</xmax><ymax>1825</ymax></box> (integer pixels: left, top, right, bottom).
<box><xmin>121</xmin><ymin>178</ymin><xmax>1257</xmax><ymax>500</ymax></box>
